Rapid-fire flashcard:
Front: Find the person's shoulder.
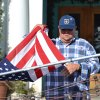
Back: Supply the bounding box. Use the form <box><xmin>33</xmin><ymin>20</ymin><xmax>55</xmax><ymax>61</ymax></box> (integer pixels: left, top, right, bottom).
<box><xmin>76</xmin><ymin>38</ymin><xmax>93</xmax><ymax>47</ymax></box>
<box><xmin>76</xmin><ymin>38</ymin><xmax>89</xmax><ymax>43</ymax></box>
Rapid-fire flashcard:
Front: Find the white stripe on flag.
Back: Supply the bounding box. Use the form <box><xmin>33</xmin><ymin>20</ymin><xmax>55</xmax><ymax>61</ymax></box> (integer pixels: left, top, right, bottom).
<box><xmin>28</xmin><ymin>69</ymin><xmax>37</xmax><ymax>81</ymax></box>
<box><xmin>23</xmin><ymin>56</ymin><xmax>35</xmax><ymax>68</ymax></box>
<box><xmin>35</xmin><ymin>47</ymin><xmax>50</xmax><ymax>75</ymax></box>
<box><xmin>11</xmin><ymin>36</ymin><xmax>36</xmax><ymax>66</ymax></box>
<box><xmin>41</xmin><ymin>67</ymin><xmax>50</xmax><ymax>76</ymax></box>
<box><xmin>37</xmin><ymin>31</ymin><xmax>58</xmax><ymax>62</ymax></box>
<box><xmin>35</xmin><ymin>46</ymin><xmax>43</xmax><ymax>65</ymax></box>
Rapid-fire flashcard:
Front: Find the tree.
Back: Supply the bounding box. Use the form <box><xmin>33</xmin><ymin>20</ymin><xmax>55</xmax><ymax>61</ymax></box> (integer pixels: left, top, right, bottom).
<box><xmin>14</xmin><ymin>81</ymin><xmax>28</xmax><ymax>94</ymax></box>
<box><xmin>11</xmin><ymin>81</ymin><xmax>35</xmax><ymax>99</ymax></box>
<box><xmin>0</xmin><ymin>1</ymin><xmax>14</xmax><ymax>99</ymax></box>
<box><xmin>0</xmin><ymin>0</ymin><xmax>4</xmax><ymax>59</ymax></box>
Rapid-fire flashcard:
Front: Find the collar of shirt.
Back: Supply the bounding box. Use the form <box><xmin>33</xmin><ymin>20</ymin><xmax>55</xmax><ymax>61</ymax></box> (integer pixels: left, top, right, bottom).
<box><xmin>58</xmin><ymin>37</ymin><xmax>76</xmax><ymax>46</ymax></box>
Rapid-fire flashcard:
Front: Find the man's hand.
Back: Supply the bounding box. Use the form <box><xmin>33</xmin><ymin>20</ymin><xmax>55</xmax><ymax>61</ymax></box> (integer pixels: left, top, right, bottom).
<box><xmin>61</xmin><ymin>63</ymin><xmax>80</xmax><ymax>77</ymax></box>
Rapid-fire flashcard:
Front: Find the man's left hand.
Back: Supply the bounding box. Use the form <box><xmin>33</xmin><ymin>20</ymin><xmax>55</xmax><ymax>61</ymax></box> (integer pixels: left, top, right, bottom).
<box><xmin>61</xmin><ymin>63</ymin><xmax>80</xmax><ymax>77</ymax></box>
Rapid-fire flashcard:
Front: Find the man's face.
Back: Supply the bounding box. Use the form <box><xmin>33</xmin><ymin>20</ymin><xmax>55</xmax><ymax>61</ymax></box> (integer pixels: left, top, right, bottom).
<box><xmin>59</xmin><ymin>28</ymin><xmax>74</xmax><ymax>43</ymax></box>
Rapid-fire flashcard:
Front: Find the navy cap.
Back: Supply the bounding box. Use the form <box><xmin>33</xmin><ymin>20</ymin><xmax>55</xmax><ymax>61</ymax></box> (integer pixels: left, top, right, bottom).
<box><xmin>59</xmin><ymin>15</ymin><xmax>76</xmax><ymax>29</ymax></box>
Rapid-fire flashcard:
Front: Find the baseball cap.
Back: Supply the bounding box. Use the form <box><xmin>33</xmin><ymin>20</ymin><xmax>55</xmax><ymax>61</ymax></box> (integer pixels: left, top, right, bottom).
<box><xmin>59</xmin><ymin>15</ymin><xmax>76</xmax><ymax>29</ymax></box>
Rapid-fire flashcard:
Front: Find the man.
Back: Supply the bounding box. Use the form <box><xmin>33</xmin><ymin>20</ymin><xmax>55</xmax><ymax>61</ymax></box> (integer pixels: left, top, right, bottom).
<box><xmin>44</xmin><ymin>15</ymin><xmax>100</xmax><ymax>100</ymax></box>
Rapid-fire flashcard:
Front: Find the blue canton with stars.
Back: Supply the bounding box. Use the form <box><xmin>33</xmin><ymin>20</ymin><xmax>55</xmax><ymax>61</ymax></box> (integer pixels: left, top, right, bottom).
<box><xmin>0</xmin><ymin>58</ymin><xmax>33</xmax><ymax>81</ymax></box>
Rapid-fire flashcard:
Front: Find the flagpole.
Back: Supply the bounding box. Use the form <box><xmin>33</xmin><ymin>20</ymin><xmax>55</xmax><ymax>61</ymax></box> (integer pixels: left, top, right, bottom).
<box><xmin>0</xmin><ymin>53</ymin><xmax>100</xmax><ymax>76</ymax></box>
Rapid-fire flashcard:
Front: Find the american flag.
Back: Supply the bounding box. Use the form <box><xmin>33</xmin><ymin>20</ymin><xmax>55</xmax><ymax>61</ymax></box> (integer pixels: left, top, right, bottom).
<box><xmin>0</xmin><ymin>25</ymin><xmax>65</xmax><ymax>82</ymax></box>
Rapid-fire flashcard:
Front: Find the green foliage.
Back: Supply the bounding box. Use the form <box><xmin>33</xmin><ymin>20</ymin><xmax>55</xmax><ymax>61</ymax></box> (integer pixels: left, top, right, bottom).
<box><xmin>6</xmin><ymin>81</ymin><xmax>15</xmax><ymax>96</ymax></box>
<box><xmin>13</xmin><ymin>81</ymin><xmax>27</xmax><ymax>94</ymax></box>
<box><xmin>0</xmin><ymin>0</ymin><xmax>4</xmax><ymax>59</ymax></box>
<box><xmin>0</xmin><ymin>0</ymin><xmax>3</xmax><ymax>35</ymax></box>
<box><xmin>10</xmin><ymin>81</ymin><xmax>35</xmax><ymax>95</ymax></box>
<box><xmin>27</xmin><ymin>86</ymin><xmax>35</xmax><ymax>95</ymax></box>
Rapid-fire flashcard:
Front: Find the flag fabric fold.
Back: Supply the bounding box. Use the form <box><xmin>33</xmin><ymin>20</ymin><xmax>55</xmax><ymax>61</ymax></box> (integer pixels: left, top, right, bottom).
<box><xmin>0</xmin><ymin>26</ymin><xmax>65</xmax><ymax>81</ymax></box>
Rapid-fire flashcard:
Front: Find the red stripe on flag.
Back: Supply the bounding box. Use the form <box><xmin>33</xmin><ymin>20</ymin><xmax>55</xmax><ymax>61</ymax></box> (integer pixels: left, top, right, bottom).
<box><xmin>35</xmin><ymin>37</ymin><xmax>51</xmax><ymax>64</ymax></box>
<box><xmin>48</xmin><ymin>66</ymin><xmax>56</xmax><ymax>71</ymax></box>
<box><xmin>34</xmin><ymin>36</ymin><xmax>57</xmax><ymax>78</ymax></box>
<box><xmin>6</xmin><ymin>26</ymin><xmax>41</xmax><ymax>61</ymax></box>
<box><xmin>32</xmin><ymin>60</ymin><xmax>37</xmax><ymax>66</ymax></box>
<box><xmin>34</xmin><ymin>68</ymin><xmax>44</xmax><ymax>79</ymax></box>
<box><xmin>16</xmin><ymin>44</ymin><xmax>35</xmax><ymax>69</ymax></box>
<box><xmin>34</xmin><ymin>37</ymin><xmax>50</xmax><ymax>78</ymax></box>
<box><xmin>41</xmin><ymin>30</ymin><xmax>65</xmax><ymax>61</ymax></box>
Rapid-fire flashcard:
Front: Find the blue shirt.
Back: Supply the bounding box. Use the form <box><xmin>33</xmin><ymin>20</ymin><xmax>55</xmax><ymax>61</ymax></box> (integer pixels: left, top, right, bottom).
<box><xmin>44</xmin><ymin>37</ymin><xmax>100</xmax><ymax>100</ymax></box>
